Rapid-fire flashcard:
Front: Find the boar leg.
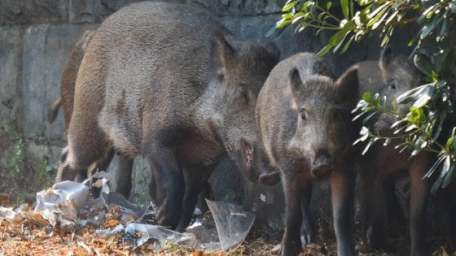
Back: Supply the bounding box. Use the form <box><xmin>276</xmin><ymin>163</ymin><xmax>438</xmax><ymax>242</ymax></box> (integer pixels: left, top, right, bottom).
<box><xmin>409</xmin><ymin>156</ymin><xmax>429</xmax><ymax>256</ymax></box>
<box><xmin>75</xmin><ymin>148</ymin><xmax>115</xmax><ymax>183</ymax></box>
<box><xmin>330</xmin><ymin>169</ymin><xmax>355</xmax><ymax>256</ymax></box>
<box><xmin>147</xmin><ymin>147</ymin><xmax>184</xmax><ymax>229</ymax></box>
<box><xmin>176</xmin><ymin>164</ymin><xmax>214</xmax><ymax>232</ymax></box>
<box><xmin>448</xmin><ymin>202</ymin><xmax>456</xmax><ymax>251</ymax></box>
<box><xmin>358</xmin><ymin>165</ymin><xmax>372</xmax><ymax>240</ymax></box>
<box><xmin>281</xmin><ymin>173</ymin><xmax>306</xmax><ymax>256</ymax></box>
<box><xmin>113</xmin><ymin>154</ymin><xmax>134</xmax><ymax>198</ymax></box>
<box><xmin>366</xmin><ymin>175</ymin><xmax>388</xmax><ymax>250</ymax></box>
<box><xmin>300</xmin><ymin>185</ymin><xmax>315</xmax><ymax>246</ymax></box>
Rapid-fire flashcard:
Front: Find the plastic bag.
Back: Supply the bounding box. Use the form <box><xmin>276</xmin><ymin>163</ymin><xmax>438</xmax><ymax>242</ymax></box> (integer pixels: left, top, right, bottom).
<box><xmin>34</xmin><ymin>180</ymin><xmax>89</xmax><ymax>226</ymax></box>
<box><xmin>0</xmin><ymin>207</ymin><xmax>17</xmax><ymax>220</ymax></box>
<box><xmin>126</xmin><ymin>223</ymin><xmax>198</xmax><ymax>248</ymax></box>
<box><xmin>206</xmin><ymin>200</ymin><xmax>255</xmax><ymax>250</ymax></box>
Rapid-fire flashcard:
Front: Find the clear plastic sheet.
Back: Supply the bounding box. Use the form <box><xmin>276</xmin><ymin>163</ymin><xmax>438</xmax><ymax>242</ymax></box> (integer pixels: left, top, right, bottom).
<box><xmin>206</xmin><ymin>199</ymin><xmax>256</xmax><ymax>250</ymax></box>
<box><xmin>34</xmin><ymin>180</ymin><xmax>89</xmax><ymax>226</ymax></box>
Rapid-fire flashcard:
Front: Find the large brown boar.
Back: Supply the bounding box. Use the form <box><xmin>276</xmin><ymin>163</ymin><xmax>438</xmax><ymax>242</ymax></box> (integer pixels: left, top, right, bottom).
<box><xmin>48</xmin><ymin>30</ymin><xmax>134</xmax><ymax>197</ymax></box>
<box><xmin>255</xmin><ymin>53</ymin><xmax>359</xmax><ymax>256</ymax></box>
<box><xmin>56</xmin><ymin>1</ymin><xmax>279</xmax><ymax>231</ymax></box>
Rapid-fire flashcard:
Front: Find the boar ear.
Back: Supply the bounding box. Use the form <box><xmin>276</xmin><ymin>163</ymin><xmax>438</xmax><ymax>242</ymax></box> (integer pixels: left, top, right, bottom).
<box><xmin>380</xmin><ymin>46</ymin><xmax>393</xmax><ymax>71</ymax></box>
<box><xmin>214</xmin><ymin>32</ymin><xmax>236</xmax><ymax>70</ymax></box>
<box><xmin>336</xmin><ymin>66</ymin><xmax>359</xmax><ymax>106</ymax></box>
<box><xmin>289</xmin><ymin>68</ymin><xmax>303</xmax><ymax>98</ymax></box>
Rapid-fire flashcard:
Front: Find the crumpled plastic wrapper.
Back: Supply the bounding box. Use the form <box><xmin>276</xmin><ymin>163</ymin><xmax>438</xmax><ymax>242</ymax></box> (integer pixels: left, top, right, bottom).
<box><xmin>34</xmin><ymin>180</ymin><xmax>89</xmax><ymax>226</ymax></box>
<box><xmin>2</xmin><ymin>171</ymin><xmax>256</xmax><ymax>252</ymax></box>
<box><xmin>0</xmin><ymin>206</ymin><xmax>18</xmax><ymax>220</ymax></box>
<box><xmin>126</xmin><ymin>223</ymin><xmax>198</xmax><ymax>248</ymax></box>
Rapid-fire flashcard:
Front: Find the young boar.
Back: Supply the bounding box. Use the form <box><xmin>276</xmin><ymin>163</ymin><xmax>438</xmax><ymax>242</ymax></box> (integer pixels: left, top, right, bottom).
<box><xmin>56</xmin><ymin>1</ymin><xmax>279</xmax><ymax>231</ymax></box>
<box><xmin>255</xmin><ymin>53</ymin><xmax>359</xmax><ymax>256</ymax></box>
<box><xmin>356</xmin><ymin>48</ymin><xmax>430</xmax><ymax>256</ymax></box>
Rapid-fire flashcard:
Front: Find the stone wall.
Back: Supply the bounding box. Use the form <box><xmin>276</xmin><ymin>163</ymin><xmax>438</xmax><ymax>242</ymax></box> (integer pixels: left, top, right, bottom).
<box><xmin>0</xmin><ymin>0</ymin><xmax>415</xmax><ymax>230</ymax></box>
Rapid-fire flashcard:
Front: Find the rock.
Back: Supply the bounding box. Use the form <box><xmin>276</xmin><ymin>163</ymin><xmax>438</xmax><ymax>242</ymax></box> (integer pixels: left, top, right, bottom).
<box><xmin>21</xmin><ymin>24</ymin><xmax>97</xmax><ymax>145</ymax></box>
<box><xmin>189</xmin><ymin>0</ymin><xmax>281</xmax><ymax>16</ymax></box>
<box><xmin>0</xmin><ymin>27</ymin><xmax>22</xmax><ymax>124</ymax></box>
<box><xmin>0</xmin><ymin>0</ymin><xmax>68</xmax><ymax>25</ymax></box>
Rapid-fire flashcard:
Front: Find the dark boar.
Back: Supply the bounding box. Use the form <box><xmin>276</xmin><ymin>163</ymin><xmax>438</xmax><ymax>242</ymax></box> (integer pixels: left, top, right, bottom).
<box><xmin>48</xmin><ymin>30</ymin><xmax>134</xmax><ymax>197</ymax></box>
<box><xmin>255</xmin><ymin>53</ymin><xmax>359</xmax><ymax>256</ymax></box>
<box><xmin>56</xmin><ymin>1</ymin><xmax>278</xmax><ymax>231</ymax></box>
<box><xmin>356</xmin><ymin>48</ymin><xmax>430</xmax><ymax>256</ymax></box>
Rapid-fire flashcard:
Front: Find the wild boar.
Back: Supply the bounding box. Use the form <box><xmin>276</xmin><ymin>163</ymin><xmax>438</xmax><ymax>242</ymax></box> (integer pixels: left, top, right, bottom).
<box><xmin>48</xmin><ymin>30</ymin><xmax>134</xmax><ymax>197</ymax></box>
<box><xmin>56</xmin><ymin>1</ymin><xmax>279</xmax><ymax>232</ymax></box>
<box><xmin>255</xmin><ymin>53</ymin><xmax>359</xmax><ymax>256</ymax></box>
<box><xmin>356</xmin><ymin>48</ymin><xmax>430</xmax><ymax>256</ymax></box>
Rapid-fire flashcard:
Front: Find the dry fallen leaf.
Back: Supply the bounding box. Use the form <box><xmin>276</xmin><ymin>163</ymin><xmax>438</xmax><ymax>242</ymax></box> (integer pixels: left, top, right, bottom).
<box><xmin>0</xmin><ymin>194</ymin><xmax>10</xmax><ymax>206</ymax></box>
<box><xmin>192</xmin><ymin>250</ymin><xmax>204</xmax><ymax>256</ymax></box>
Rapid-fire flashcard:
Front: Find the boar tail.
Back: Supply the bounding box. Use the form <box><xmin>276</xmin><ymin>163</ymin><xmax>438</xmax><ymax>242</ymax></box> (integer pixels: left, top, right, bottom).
<box><xmin>48</xmin><ymin>97</ymin><xmax>62</xmax><ymax>123</ymax></box>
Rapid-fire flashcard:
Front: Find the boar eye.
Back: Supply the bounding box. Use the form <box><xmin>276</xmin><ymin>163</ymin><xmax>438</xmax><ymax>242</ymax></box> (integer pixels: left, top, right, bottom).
<box><xmin>387</xmin><ymin>79</ymin><xmax>396</xmax><ymax>89</ymax></box>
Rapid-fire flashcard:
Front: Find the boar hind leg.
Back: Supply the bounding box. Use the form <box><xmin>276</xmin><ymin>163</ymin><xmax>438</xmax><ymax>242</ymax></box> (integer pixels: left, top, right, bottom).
<box><xmin>147</xmin><ymin>146</ymin><xmax>184</xmax><ymax>229</ymax></box>
<box><xmin>176</xmin><ymin>164</ymin><xmax>214</xmax><ymax>232</ymax></box>
<box><xmin>281</xmin><ymin>174</ymin><xmax>306</xmax><ymax>256</ymax></box>
<box><xmin>409</xmin><ymin>156</ymin><xmax>429</xmax><ymax>256</ymax></box>
<box><xmin>300</xmin><ymin>185</ymin><xmax>315</xmax><ymax>246</ymax></box>
<box><xmin>330</xmin><ymin>169</ymin><xmax>355</xmax><ymax>256</ymax></box>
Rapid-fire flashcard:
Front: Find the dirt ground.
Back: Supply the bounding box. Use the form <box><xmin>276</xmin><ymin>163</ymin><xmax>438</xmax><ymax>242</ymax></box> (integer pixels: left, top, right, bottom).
<box><xmin>0</xmin><ymin>199</ymin><xmax>454</xmax><ymax>256</ymax></box>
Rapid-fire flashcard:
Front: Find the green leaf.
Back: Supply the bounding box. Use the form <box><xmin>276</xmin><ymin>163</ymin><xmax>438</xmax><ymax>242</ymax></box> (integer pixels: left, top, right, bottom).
<box><xmin>424</xmin><ymin>155</ymin><xmax>445</xmax><ymax>178</ymax></box>
<box><xmin>317</xmin><ymin>44</ymin><xmax>335</xmax><ymax>57</ymax></box>
<box><xmin>341</xmin><ymin>0</ymin><xmax>350</xmax><ymax>18</ymax></box>
<box><xmin>420</xmin><ymin>16</ymin><xmax>442</xmax><ymax>40</ymax></box>
<box><xmin>372</xmin><ymin>8</ymin><xmax>390</xmax><ymax>30</ymax></box>
<box><xmin>340</xmin><ymin>34</ymin><xmax>355</xmax><ymax>53</ymax></box>
<box><xmin>362</xmin><ymin>140</ymin><xmax>374</xmax><ymax>155</ymax></box>
<box><xmin>450</xmin><ymin>2</ymin><xmax>456</xmax><ymax>14</ymax></box>
<box><xmin>412</xmin><ymin>86</ymin><xmax>434</xmax><ymax>108</ymax></box>
<box><xmin>282</xmin><ymin>0</ymin><xmax>297</xmax><ymax>12</ymax></box>
<box><xmin>407</xmin><ymin>106</ymin><xmax>424</xmax><ymax>126</ymax></box>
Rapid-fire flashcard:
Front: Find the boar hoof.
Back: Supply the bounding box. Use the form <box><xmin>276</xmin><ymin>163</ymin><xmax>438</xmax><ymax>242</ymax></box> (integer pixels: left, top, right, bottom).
<box><xmin>300</xmin><ymin>231</ymin><xmax>314</xmax><ymax>246</ymax></box>
<box><xmin>366</xmin><ymin>226</ymin><xmax>388</xmax><ymax>250</ymax></box>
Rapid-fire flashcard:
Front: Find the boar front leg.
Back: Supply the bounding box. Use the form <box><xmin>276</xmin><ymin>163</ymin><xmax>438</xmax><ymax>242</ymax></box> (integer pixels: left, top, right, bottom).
<box><xmin>409</xmin><ymin>155</ymin><xmax>429</xmax><ymax>256</ymax></box>
<box><xmin>147</xmin><ymin>146</ymin><xmax>185</xmax><ymax>229</ymax></box>
<box><xmin>366</xmin><ymin>176</ymin><xmax>388</xmax><ymax>250</ymax></box>
<box><xmin>301</xmin><ymin>185</ymin><xmax>315</xmax><ymax>246</ymax></box>
<box><xmin>176</xmin><ymin>163</ymin><xmax>214</xmax><ymax>232</ymax></box>
<box><xmin>330</xmin><ymin>168</ymin><xmax>355</xmax><ymax>256</ymax></box>
<box><xmin>281</xmin><ymin>172</ymin><xmax>308</xmax><ymax>256</ymax></box>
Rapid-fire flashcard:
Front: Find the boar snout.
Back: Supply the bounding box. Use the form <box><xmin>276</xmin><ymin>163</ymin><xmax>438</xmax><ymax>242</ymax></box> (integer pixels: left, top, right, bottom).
<box><xmin>311</xmin><ymin>148</ymin><xmax>333</xmax><ymax>178</ymax></box>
